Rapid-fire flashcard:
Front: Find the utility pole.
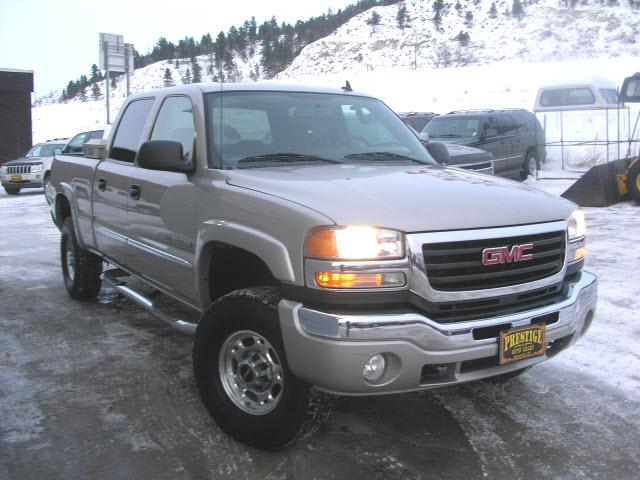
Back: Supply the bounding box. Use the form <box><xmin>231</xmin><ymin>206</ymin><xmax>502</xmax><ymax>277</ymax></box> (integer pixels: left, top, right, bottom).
<box><xmin>103</xmin><ymin>40</ymin><xmax>110</xmax><ymax>125</ymax></box>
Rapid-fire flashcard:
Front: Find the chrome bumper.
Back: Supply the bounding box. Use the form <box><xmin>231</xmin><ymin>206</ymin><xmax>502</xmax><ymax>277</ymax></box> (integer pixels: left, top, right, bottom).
<box><xmin>279</xmin><ymin>271</ymin><xmax>597</xmax><ymax>395</ymax></box>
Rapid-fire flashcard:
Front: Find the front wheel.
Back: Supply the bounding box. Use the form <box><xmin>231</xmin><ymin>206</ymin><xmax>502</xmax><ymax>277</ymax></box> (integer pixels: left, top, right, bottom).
<box><xmin>4</xmin><ymin>187</ymin><xmax>20</xmax><ymax>195</ymax></box>
<box><xmin>193</xmin><ymin>287</ymin><xmax>333</xmax><ymax>450</ymax></box>
<box><xmin>61</xmin><ymin>217</ymin><xmax>103</xmax><ymax>300</ymax></box>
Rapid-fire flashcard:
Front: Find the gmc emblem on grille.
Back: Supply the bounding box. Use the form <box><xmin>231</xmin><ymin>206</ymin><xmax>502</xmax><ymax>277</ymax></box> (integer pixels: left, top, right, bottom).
<box><xmin>482</xmin><ymin>243</ymin><xmax>534</xmax><ymax>265</ymax></box>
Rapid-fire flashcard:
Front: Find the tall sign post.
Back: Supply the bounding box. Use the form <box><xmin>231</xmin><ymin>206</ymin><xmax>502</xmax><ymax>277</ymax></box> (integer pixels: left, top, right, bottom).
<box><xmin>99</xmin><ymin>33</ymin><xmax>134</xmax><ymax>125</ymax></box>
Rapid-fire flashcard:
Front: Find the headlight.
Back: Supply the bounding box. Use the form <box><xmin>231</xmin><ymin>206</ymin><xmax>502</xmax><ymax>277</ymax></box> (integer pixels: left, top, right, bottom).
<box><xmin>567</xmin><ymin>210</ymin><xmax>586</xmax><ymax>240</ymax></box>
<box><xmin>31</xmin><ymin>164</ymin><xmax>44</xmax><ymax>172</ymax></box>
<box><xmin>305</xmin><ymin>226</ymin><xmax>404</xmax><ymax>260</ymax></box>
<box><xmin>0</xmin><ymin>166</ymin><xmax>7</xmax><ymax>174</ymax></box>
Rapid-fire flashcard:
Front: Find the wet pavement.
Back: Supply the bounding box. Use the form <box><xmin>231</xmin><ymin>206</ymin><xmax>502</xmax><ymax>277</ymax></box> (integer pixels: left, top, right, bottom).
<box><xmin>1</xmin><ymin>189</ymin><xmax>639</xmax><ymax>480</ymax></box>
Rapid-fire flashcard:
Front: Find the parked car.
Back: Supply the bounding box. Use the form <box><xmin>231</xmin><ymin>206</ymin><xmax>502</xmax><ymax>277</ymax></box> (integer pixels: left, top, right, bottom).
<box><xmin>42</xmin><ymin>129</ymin><xmax>104</xmax><ymax>204</ymax></box>
<box><xmin>1</xmin><ymin>139</ymin><xmax>67</xmax><ymax>195</ymax></box>
<box><xmin>49</xmin><ymin>83</ymin><xmax>595</xmax><ymax>449</ymax></box>
<box><xmin>398</xmin><ymin>112</ymin><xmax>438</xmax><ymax>133</ymax></box>
<box><xmin>422</xmin><ymin>109</ymin><xmax>546</xmax><ymax>179</ymax></box>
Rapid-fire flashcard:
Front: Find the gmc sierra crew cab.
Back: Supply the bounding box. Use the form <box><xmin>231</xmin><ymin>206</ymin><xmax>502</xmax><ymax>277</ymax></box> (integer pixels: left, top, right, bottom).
<box><xmin>49</xmin><ymin>83</ymin><xmax>597</xmax><ymax>450</ymax></box>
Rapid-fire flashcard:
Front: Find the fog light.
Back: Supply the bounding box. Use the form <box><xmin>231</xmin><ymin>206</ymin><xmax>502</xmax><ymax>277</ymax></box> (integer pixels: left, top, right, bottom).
<box><xmin>363</xmin><ymin>354</ymin><xmax>386</xmax><ymax>383</ymax></box>
<box><xmin>574</xmin><ymin>246</ymin><xmax>585</xmax><ymax>261</ymax></box>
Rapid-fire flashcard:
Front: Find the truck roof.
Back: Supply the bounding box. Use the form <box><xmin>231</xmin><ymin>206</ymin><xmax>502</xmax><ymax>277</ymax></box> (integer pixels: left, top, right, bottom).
<box><xmin>127</xmin><ymin>82</ymin><xmax>373</xmax><ymax>100</ymax></box>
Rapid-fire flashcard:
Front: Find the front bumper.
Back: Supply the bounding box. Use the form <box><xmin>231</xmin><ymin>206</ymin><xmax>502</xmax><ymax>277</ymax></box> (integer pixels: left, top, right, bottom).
<box><xmin>1</xmin><ymin>173</ymin><xmax>43</xmax><ymax>189</ymax></box>
<box><xmin>279</xmin><ymin>271</ymin><xmax>597</xmax><ymax>395</ymax></box>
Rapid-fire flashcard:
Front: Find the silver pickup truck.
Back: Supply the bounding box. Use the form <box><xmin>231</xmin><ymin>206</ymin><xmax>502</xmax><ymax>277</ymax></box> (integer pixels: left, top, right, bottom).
<box><xmin>49</xmin><ymin>83</ymin><xmax>597</xmax><ymax>450</ymax></box>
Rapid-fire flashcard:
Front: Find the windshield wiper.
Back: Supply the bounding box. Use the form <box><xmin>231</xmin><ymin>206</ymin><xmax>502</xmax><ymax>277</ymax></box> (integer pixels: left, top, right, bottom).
<box><xmin>237</xmin><ymin>153</ymin><xmax>342</xmax><ymax>164</ymax></box>
<box><xmin>344</xmin><ymin>151</ymin><xmax>429</xmax><ymax>164</ymax></box>
<box><xmin>434</xmin><ymin>134</ymin><xmax>463</xmax><ymax>138</ymax></box>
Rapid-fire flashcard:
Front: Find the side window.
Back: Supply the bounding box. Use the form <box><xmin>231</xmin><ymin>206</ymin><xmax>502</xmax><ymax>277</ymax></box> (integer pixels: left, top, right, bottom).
<box><xmin>110</xmin><ymin>98</ymin><xmax>155</xmax><ymax>162</ymax></box>
<box><xmin>66</xmin><ymin>132</ymin><xmax>88</xmax><ymax>153</ymax></box>
<box><xmin>497</xmin><ymin>114</ymin><xmax>516</xmax><ymax>135</ymax></box>
<box><xmin>150</xmin><ymin>96</ymin><xmax>196</xmax><ymax>160</ymax></box>
<box><xmin>540</xmin><ymin>88</ymin><xmax>596</xmax><ymax>107</ymax></box>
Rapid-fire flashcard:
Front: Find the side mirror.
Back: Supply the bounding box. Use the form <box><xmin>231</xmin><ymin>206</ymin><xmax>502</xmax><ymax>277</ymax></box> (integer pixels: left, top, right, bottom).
<box><xmin>137</xmin><ymin>140</ymin><xmax>193</xmax><ymax>173</ymax></box>
<box><xmin>425</xmin><ymin>141</ymin><xmax>450</xmax><ymax>165</ymax></box>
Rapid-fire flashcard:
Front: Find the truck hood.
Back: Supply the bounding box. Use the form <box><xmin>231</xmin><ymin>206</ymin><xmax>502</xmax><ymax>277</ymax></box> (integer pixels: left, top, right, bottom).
<box><xmin>226</xmin><ymin>164</ymin><xmax>575</xmax><ymax>232</ymax></box>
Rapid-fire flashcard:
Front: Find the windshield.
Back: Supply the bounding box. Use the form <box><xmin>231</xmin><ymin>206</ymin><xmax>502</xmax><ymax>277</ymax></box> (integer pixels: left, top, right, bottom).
<box><xmin>423</xmin><ymin>116</ymin><xmax>481</xmax><ymax>139</ymax></box>
<box><xmin>26</xmin><ymin>144</ymin><xmax>64</xmax><ymax>158</ymax></box>
<box><xmin>205</xmin><ymin>91</ymin><xmax>435</xmax><ymax>168</ymax></box>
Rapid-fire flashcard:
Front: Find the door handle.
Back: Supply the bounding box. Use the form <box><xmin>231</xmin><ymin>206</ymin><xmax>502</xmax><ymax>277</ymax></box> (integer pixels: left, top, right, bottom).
<box><xmin>129</xmin><ymin>184</ymin><xmax>141</xmax><ymax>200</ymax></box>
<box><xmin>97</xmin><ymin>178</ymin><xmax>106</xmax><ymax>191</ymax></box>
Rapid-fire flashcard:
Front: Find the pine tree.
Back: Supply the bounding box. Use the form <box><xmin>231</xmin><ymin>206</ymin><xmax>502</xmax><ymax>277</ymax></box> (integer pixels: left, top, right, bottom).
<box><xmin>433</xmin><ymin>0</ymin><xmax>445</xmax><ymax>30</ymax></box>
<box><xmin>455</xmin><ymin>30</ymin><xmax>470</xmax><ymax>47</ymax></box>
<box><xmin>79</xmin><ymin>88</ymin><xmax>87</xmax><ymax>102</ymax></box>
<box><xmin>183</xmin><ymin>68</ymin><xmax>191</xmax><ymax>84</ymax></box>
<box><xmin>91</xmin><ymin>82</ymin><xmax>101</xmax><ymax>100</ymax></box>
<box><xmin>489</xmin><ymin>2</ymin><xmax>498</xmax><ymax>18</ymax></box>
<box><xmin>90</xmin><ymin>64</ymin><xmax>102</xmax><ymax>82</ymax></box>
<box><xmin>110</xmin><ymin>73</ymin><xmax>116</xmax><ymax>89</ymax></box>
<box><xmin>163</xmin><ymin>68</ymin><xmax>174</xmax><ymax>87</ymax></box>
<box><xmin>455</xmin><ymin>0</ymin><xmax>462</xmax><ymax>15</ymax></box>
<box><xmin>512</xmin><ymin>0</ymin><xmax>524</xmax><ymax>19</ymax></box>
<box><xmin>396</xmin><ymin>4</ymin><xmax>410</xmax><ymax>30</ymax></box>
<box><xmin>175</xmin><ymin>59</ymin><xmax>180</xmax><ymax>69</ymax></box>
<box><xmin>191</xmin><ymin>56</ymin><xmax>202</xmax><ymax>83</ymax></box>
<box><xmin>465</xmin><ymin>11</ymin><xmax>474</xmax><ymax>27</ymax></box>
<box><xmin>366</xmin><ymin>11</ymin><xmax>382</xmax><ymax>27</ymax></box>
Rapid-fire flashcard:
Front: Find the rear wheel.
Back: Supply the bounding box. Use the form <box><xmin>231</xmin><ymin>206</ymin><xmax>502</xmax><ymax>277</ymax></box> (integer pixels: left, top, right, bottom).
<box><xmin>193</xmin><ymin>287</ymin><xmax>334</xmax><ymax>450</ymax></box>
<box><xmin>627</xmin><ymin>159</ymin><xmax>640</xmax><ymax>205</ymax></box>
<box><xmin>61</xmin><ymin>217</ymin><xmax>102</xmax><ymax>300</ymax></box>
<box><xmin>4</xmin><ymin>187</ymin><xmax>20</xmax><ymax>195</ymax></box>
<box><xmin>521</xmin><ymin>150</ymin><xmax>538</xmax><ymax>180</ymax></box>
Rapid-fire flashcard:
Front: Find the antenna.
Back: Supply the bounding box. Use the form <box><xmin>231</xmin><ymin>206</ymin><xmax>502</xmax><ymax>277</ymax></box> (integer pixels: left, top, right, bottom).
<box><xmin>342</xmin><ymin>80</ymin><xmax>352</xmax><ymax>92</ymax></box>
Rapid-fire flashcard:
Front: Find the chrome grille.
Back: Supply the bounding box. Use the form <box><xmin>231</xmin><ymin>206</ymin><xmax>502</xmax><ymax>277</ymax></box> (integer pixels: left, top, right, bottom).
<box><xmin>6</xmin><ymin>165</ymin><xmax>32</xmax><ymax>174</ymax></box>
<box><xmin>422</xmin><ymin>230</ymin><xmax>566</xmax><ymax>291</ymax></box>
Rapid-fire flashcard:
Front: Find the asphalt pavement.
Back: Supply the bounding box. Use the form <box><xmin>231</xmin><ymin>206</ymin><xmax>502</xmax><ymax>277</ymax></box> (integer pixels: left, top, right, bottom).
<box><xmin>1</xmin><ymin>189</ymin><xmax>638</xmax><ymax>480</ymax></box>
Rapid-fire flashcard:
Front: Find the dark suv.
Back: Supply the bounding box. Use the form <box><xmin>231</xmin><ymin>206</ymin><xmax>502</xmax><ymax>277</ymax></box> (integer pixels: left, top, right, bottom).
<box><xmin>422</xmin><ymin>109</ymin><xmax>545</xmax><ymax>179</ymax></box>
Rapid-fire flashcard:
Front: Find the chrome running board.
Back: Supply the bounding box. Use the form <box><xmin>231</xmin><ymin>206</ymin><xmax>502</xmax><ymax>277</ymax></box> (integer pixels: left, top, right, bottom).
<box><xmin>102</xmin><ymin>269</ymin><xmax>197</xmax><ymax>336</ymax></box>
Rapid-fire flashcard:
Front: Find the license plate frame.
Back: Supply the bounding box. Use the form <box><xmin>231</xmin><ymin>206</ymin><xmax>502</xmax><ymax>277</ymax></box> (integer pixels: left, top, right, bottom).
<box><xmin>499</xmin><ymin>324</ymin><xmax>546</xmax><ymax>365</ymax></box>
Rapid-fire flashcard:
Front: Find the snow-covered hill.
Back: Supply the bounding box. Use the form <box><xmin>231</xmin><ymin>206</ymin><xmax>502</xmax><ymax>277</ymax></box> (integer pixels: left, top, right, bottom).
<box><xmin>280</xmin><ymin>0</ymin><xmax>640</xmax><ymax>77</ymax></box>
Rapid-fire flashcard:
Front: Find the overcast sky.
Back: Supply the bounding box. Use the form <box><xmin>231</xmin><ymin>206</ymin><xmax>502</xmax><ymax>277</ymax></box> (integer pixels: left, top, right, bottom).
<box><xmin>0</xmin><ymin>0</ymin><xmax>355</xmax><ymax>96</ymax></box>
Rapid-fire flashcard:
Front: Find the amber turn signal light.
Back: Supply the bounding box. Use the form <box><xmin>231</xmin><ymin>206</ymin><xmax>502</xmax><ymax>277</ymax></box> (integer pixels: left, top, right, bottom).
<box><xmin>315</xmin><ymin>271</ymin><xmax>406</xmax><ymax>289</ymax></box>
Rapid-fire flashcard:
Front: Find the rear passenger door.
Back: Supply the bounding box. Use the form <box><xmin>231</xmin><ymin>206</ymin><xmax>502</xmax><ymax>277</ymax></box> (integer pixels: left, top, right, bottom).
<box><xmin>93</xmin><ymin>98</ymin><xmax>155</xmax><ymax>264</ymax></box>
<box><xmin>126</xmin><ymin>95</ymin><xmax>198</xmax><ymax>303</ymax></box>
<box><xmin>479</xmin><ymin>116</ymin><xmax>512</xmax><ymax>175</ymax></box>
<box><xmin>496</xmin><ymin>113</ymin><xmax>521</xmax><ymax>174</ymax></box>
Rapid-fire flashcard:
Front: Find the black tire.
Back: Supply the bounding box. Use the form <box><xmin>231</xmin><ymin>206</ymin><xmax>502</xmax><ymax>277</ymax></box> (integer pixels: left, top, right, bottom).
<box><xmin>484</xmin><ymin>367</ymin><xmax>530</xmax><ymax>384</ymax></box>
<box><xmin>627</xmin><ymin>159</ymin><xmax>640</xmax><ymax>205</ymax></box>
<box><xmin>521</xmin><ymin>149</ymin><xmax>538</xmax><ymax>180</ymax></box>
<box><xmin>4</xmin><ymin>187</ymin><xmax>20</xmax><ymax>195</ymax></box>
<box><xmin>60</xmin><ymin>217</ymin><xmax>102</xmax><ymax>300</ymax></box>
<box><xmin>43</xmin><ymin>175</ymin><xmax>52</xmax><ymax>205</ymax></box>
<box><xmin>193</xmin><ymin>287</ymin><xmax>334</xmax><ymax>450</ymax></box>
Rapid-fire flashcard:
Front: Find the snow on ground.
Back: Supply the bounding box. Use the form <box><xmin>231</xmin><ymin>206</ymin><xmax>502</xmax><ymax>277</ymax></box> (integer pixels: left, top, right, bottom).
<box><xmin>524</xmin><ymin>176</ymin><xmax>640</xmax><ymax>400</ymax></box>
